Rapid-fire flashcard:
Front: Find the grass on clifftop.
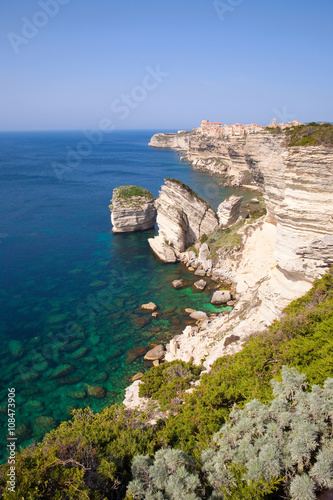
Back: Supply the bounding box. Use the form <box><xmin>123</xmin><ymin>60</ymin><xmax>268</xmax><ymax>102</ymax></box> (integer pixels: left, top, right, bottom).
<box><xmin>266</xmin><ymin>122</ymin><xmax>333</xmax><ymax>146</ymax></box>
<box><xmin>113</xmin><ymin>185</ymin><xmax>154</xmax><ymax>201</ymax></box>
<box><xmin>205</xmin><ymin>220</ymin><xmax>244</xmax><ymax>259</ymax></box>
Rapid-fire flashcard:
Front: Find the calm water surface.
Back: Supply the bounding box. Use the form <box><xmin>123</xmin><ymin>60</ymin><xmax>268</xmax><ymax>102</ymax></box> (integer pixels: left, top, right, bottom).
<box><xmin>0</xmin><ymin>130</ymin><xmax>252</xmax><ymax>458</ymax></box>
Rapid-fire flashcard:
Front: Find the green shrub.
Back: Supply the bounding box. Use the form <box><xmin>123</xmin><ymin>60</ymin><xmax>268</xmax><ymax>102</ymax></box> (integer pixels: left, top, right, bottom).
<box><xmin>126</xmin><ymin>448</ymin><xmax>203</xmax><ymax>499</ymax></box>
<box><xmin>206</xmin><ymin>221</ymin><xmax>244</xmax><ymax>259</ymax></box>
<box><xmin>158</xmin><ymin>270</ymin><xmax>333</xmax><ymax>457</ymax></box>
<box><xmin>202</xmin><ymin>366</ymin><xmax>333</xmax><ymax>499</ymax></box>
<box><xmin>130</xmin><ymin>367</ymin><xmax>333</xmax><ymax>499</ymax></box>
<box><xmin>113</xmin><ymin>185</ymin><xmax>154</xmax><ymax>201</ymax></box>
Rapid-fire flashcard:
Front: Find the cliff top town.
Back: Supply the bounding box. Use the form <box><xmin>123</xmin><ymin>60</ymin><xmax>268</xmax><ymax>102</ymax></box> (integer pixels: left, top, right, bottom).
<box><xmin>194</xmin><ymin>118</ymin><xmax>304</xmax><ymax>137</ymax></box>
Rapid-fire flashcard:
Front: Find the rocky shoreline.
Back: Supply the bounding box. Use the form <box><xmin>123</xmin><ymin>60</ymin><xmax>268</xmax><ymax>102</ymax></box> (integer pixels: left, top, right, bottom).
<box><xmin>123</xmin><ymin>130</ymin><xmax>333</xmax><ymax>410</ymax></box>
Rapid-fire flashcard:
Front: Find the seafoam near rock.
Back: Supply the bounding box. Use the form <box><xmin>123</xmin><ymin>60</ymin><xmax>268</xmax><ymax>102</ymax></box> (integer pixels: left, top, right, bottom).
<box><xmin>217</xmin><ymin>195</ymin><xmax>243</xmax><ymax>228</ymax></box>
<box><xmin>110</xmin><ymin>185</ymin><xmax>156</xmax><ymax>233</ymax></box>
<box><xmin>148</xmin><ymin>179</ymin><xmax>218</xmax><ymax>262</ymax></box>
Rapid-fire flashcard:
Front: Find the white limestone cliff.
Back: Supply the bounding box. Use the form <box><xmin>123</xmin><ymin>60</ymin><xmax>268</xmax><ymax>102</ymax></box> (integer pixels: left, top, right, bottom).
<box><xmin>148</xmin><ymin>131</ymin><xmax>333</xmax><ymax>369</ymax></box>
<box><xmin>148</xmin><ymin>178</ymin><xmax>218</xmax><ymax>262</ymax></box>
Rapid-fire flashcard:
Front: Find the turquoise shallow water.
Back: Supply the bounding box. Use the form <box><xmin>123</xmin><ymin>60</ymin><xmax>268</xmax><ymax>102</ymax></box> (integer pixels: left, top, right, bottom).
<box><xmin>0</xmin><ymin>130</ymin><xmax>252</xmax><ymax>460</ymax></box>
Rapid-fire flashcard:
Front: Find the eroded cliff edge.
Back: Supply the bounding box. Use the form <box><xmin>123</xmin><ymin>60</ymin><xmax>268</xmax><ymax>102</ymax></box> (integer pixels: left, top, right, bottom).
<box><xmin>148</xmin><ymin>132</ymin><xmax>333</xmax><ymax>364</ymax></box>
<box><xmin>149</xmin><ymin>131</ymin><xmax>333</xmax><ymax>282</ymax></box>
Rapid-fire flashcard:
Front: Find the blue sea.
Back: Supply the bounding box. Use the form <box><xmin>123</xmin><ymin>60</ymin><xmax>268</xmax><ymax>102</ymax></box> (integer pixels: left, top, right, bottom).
<box><xmin>0</xmin><ymin>130</ymin><xmax>251</xmax><ymax>459</ymax></box>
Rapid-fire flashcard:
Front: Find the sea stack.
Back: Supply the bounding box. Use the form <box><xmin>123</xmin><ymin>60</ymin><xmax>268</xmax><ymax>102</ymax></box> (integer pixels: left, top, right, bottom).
<box><xmin>148</xmin><ymin>178</ymin><xmax>218</xmax><ymax>262</ymax></box>
<box><xmin>110</xmin><ymin>185</ymin><xmax>157</xmax><ymax>233</ymax></box>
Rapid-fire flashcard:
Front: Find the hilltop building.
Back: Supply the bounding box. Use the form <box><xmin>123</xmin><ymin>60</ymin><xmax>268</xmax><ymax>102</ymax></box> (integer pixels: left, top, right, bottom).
<box><xmin>199</xmin><ymin>120</ymin><xmax>265</xmax><ymax>137</ymax></box>
<box><xmin>200</xmin><ymin>120</ymin><xmax>224</xmax><ymax>137</ymax></box>
<box><xmin>268</xmin><ymin>119</ymin><xmax>303</xmax><ymax>129</ymax></box>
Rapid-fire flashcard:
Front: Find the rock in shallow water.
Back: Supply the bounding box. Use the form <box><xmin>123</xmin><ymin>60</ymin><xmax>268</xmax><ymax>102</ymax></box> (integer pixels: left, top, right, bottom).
<box><xmin>50</xmin><ymin>364</ymin><xmax>74</xmax><ymax>379</ymax></box>
<box><xmin>131</xmin><ymin>372</ymin><xmax>144</xmax><ymax>382</ymax></box>
<box><xmin>194</xmin><ymin>279</ymin><xmax>207</xmax><ymax>291</ymax></box>
<box><xmin>211</xmin><ymin>290</ymin><xmax>231</xmax><ymax>305</ymax></box>
<box><xmin>148</xmin><ymin>235</ymin><xmax>178</xmax><ymax>263</ymax></box>
<box><xmin>8</xmin><ymin>339</ymin><xmax>23</xmax><ymax>357</ymax></box>
<box><xmin>110</xmin><ymin>185</ymin><xmax>156</xmax><ymax>233</ymax></box>
<box><xmin>33</xmin><ymin>416</ymin><xmax>57</xmax><ymax>434</ymax></box>
<box><xmin>172</xmin><ymin>279</ymin><xmax>184</xmax><ymax>289</ymax></box>
<box><xmin>85</xmin><ymin>384</ymin><xmax>106</xmax><ymax>399</ymax></box>
<box><xmin>140</xmin><ymin>302</ymin><xmax>157</xmax><ymax>311</ymax></box>
<box><xmin>144</xmin><ymin>344</ymin><xmax>165</xmax><ymax>361</ymax></box>
<box><xmin>66</xmin><ymin>389</ymin><xmax>87</xmax><ymax>400</ymax></box>
<box><xmin>190</xmin><ymin>311</ymin><xmax>208</xmax><ymax>320</ymax></box>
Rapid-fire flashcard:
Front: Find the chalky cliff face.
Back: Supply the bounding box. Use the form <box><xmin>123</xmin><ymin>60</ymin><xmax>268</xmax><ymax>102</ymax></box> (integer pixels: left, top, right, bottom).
<box><xmin>148</xmin><ymin>179</ymin><xmax>218</xmax><ymax>263</ymax></box>
<box><xmin>146</xmin><ymin>131</ymin><xmax>333</xmax><ymax>368</ymax></box>
<box><xmin>149</xmin><ymin>131</ymin><xmax>333</xmax><ymax>284</ymax></box>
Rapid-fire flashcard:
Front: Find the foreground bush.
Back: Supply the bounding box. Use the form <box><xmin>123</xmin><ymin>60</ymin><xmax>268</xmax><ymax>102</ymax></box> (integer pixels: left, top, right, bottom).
<box><xmin>139</xmin><ymin>360</ymin><xmax>202</xmax><ymax>410</ymax></box>
<box><xmin>203</xmin><ymin>366</ymin><xmax>333</xmax><ymax>499</ymax></box>
<box><xmin>129</xmin><ymin>367</ymin><xmax>333</xmax><ymax>499</ymax></box>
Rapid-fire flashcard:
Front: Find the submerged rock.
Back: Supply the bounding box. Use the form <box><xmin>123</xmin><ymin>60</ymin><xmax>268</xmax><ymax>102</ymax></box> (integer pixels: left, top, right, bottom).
<box><xmin>190</xmin><ymin>311</ymin><xmax>208</xmax><ymax>321</ymax></box>
<box><xmin>93</xmin><ymin>372</ymin><xmax>109</xmax><ymax>383</ymax></box>
<box><xmin>71</xmin><ymin>347</ymin><xmax>88</xmax><ymax>359</ymax></box>
<box><xmin>125</xmin><ymin>346</ymin><xmax>147</xmax><ymax>365</ymax></box>
<box><xmin>50</xmin><ymin>364</ymin><xmax>74</xmax><ymax>379</ymax></box>
<box><xmin>56</xmin><ymin>376</ymin><xmax>82</xmax><ymax>386</ymax></box>
<box><xmin>33</xmin><ymin>415</ymin><xmax>57</xmax><ymax>434</ymax></box>
<box><xmin>85</xmin><ymin>384</ymin><xmax>106</xmax><ymax>399</ymax></box>
<box><xmin>110</xmin><ymin>185</ymin><xmax>156</xmax><ymax>233</ymax></box>
<box><xmin>66</xmin><ymin>389</ymin><xmax>87</xmax><ymax>400</ymax></box>
<box><xmin>15</xmin><ymin>423</ymin><xmax>31</xmax><ymax>442</ymax></box>
<box><xmin>8</xmin><ymin>339</ymin><xmax>23</xmax><ymax>357</ymax></box>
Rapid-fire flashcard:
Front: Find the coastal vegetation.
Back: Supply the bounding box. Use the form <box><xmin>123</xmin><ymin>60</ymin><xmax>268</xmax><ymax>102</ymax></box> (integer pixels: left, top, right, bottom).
<box><xmin>266</xmin><ymin>122</ymin><xmax>333</xmax><ymax>146</ymax></box>
<box><xmin>112</xmin><ymin>185</ymin><xmax>155</xmax><ymax>201</ymax></box>
<box><xmin>205</xmin><ymin>220</ymin><xmax>244</xmax><ymax>259</ymax></box>
<box><xmin>138</xmin><ymin>360</ymin><xmax>202</xmax><ymax>411</ymax></box>
<box><xmin>1</xmin><ymin>270</ymin><xmax>332</xmax><ymax>499</ymax></box>
<box><xmin>286</xmin><ymin>122</ymin><xmax>333</xmax><ymax>147</ymax></box>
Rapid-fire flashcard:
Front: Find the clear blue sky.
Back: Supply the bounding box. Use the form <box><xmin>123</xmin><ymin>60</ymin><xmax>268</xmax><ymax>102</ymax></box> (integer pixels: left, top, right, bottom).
<box><xmin>1</xmin><ymin>0</ymin><xmax>332</xmax><ymax>131</ymax></box>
